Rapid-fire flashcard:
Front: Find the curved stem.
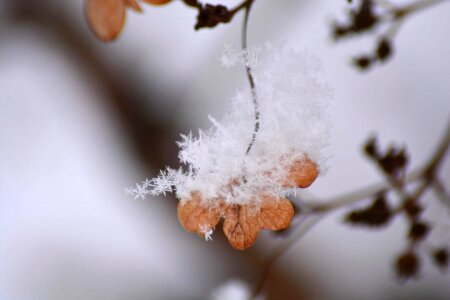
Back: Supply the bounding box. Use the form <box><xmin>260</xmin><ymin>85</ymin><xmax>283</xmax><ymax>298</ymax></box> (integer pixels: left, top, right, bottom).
<box><xmin>241</xmin><ymin>1</ymin><xmax>260</xmax><ymax>155</ymax></box>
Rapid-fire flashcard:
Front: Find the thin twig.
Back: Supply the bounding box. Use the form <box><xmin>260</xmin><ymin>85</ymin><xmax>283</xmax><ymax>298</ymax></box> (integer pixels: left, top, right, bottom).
<box><xmin>309</xmin><ymin>168</ymin><xmax>423</xmax><ymax>213</ymax></box>
<box><xmin>311</xmin><ymin>122</ymin><xmax>450</xmax><ymax>213</ymax></box>
<box><xmin>240</xmin><ymin>0</ymin><xmax>260</xmax><ymax>155</ymax></box>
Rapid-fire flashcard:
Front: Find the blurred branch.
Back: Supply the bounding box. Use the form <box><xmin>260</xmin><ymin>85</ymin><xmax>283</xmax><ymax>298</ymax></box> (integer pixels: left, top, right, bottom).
<box><xmin>432</xmin><ymin>179</ymin><xmax>450</xmax><ymax>209</ymax></box>
<box><xmin>253</xmin><ymin>121</ymin><xmax>450</xmax><ymax>298</ymax></box>
<box><xmin>334</xmin><ymin>0</ymin><xmax>450</xmax><ymax>70</ymax></box>
<box><xmin>313</xmin><ymin>121</ymin><xmax>449</xmax><ymax>213</ymax></box>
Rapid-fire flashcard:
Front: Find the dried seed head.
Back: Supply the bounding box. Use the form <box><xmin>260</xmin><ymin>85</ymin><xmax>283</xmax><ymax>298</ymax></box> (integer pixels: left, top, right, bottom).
<box><xmin>395</xmin><ymin>251</ymin><xmax>420</xmax><ymax>280</ymax></box>
<box><xmin>376</xmin><ymin>38</ymin><xmax>392</xmax><ymax>62</ymax></box>
<box><xmin>408</xmin><ymin>221</ymin><xmax>430</xmax><ymax>241</ymax></box>
<box><xmin>432</xmin><ymin>248</ymin><xmax>449</xmax><ymax>270</ymax></box>
<box><xmin>364</xmin><ymin>136</ymin><xmax>379</xmax><ymax>158</ymax></box>
<box><xmin>178</xmin><ymin>191</ymin><xmax>294</xmax><ymax>250</ymax></box>
<box><xmin>403</xmin><ymin>198</ymin><xmax>423</xmax><ymax>220</ymax></box>
<box><xmin>345</xmin><ymin>194</ymin><xmax>392</xmax><ymax>227</ymax></box>
<box><xmin>353</xmin><ymin>56</ymin><xmax>372</xmax><ymax>70</ymax></box>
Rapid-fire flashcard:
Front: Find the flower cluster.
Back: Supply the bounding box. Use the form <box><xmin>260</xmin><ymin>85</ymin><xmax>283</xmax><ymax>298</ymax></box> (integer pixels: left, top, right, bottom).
<box><xmin>127</xmin><ymin>46</ymin><xmax>332</xmax><ymax>249</ymax></box>
<box><xmin>177</xmin><ymin>157</ymin><xmax>318</xmax><ymax>250</ymax></box>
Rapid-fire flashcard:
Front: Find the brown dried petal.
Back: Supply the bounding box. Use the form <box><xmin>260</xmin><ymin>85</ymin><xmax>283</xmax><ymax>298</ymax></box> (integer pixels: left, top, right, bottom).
<box><xmin>85</xmin><ymin>0</ymin><xmax>126</xmax><ymax>42</ymax></box>
<box><xmin>223</xmin><ymin>205</ymin><xmax>260</xmax><ymax>250</ymax></box>
<box><xmin>259</xmin><ymin>195</ymin><xmax>294</xmax><ymax>230</ymax></box>
<box><xmin>124</xmin><ymin>0</ymin><xmax>143</xmax><ymax>12</ymax></box>
<box><xmin>177</xmin><ymin>192</ymin><xmax>221</xmax><ymax>237</ymax></box>
<box><xmin>142</xmin><ymin>0</ymin><xmax>172</xmax><ymax>5</ymax></box>
<box><xmin>283</xmin><ymin>157</ymin><xmax>319</xmax><ymax>188</ymax></box>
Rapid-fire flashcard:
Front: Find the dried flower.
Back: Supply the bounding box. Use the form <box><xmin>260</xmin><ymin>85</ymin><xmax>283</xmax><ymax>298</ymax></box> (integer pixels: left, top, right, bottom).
<box><xmin>376</xmin><ymin>38</ymin><xmax>392</xmax><ymax>62</ymax></box>
<box><xmin>353</xmin><ymin>56</ymin><xmax>373</xmax><ymax>70</ymax></box>
<box><xmin>345</xmin><ymin>194</ymin><xmax>392</xmax><ymax>227</ymax></box>
<box><xmin>127</xmin><ymin>46</ymin><xmax>331</xmax><ymax>249</ymax></box>
<box><xmin>408</xmin><ymin>221</ymin><xmax>430</xmax><ymax>241</ymax></box>
<box><xmin>195</xmin><ymin>4</ymin><xmax>233</xmax><ymax>30</ymax></box>
<box><xmin>85</xmin><ymin>0</ymin><xmax>171</xmax><ymax>41</ymax></box>
<box><xmin>177</xmin><ymin>189</ymin><xmax>295</xmax><ymax>250</ymax></box>
<box><xmin>403</xmin><ymin>198</ymin><xmax>423</xmax><ymax>220</ymax></box>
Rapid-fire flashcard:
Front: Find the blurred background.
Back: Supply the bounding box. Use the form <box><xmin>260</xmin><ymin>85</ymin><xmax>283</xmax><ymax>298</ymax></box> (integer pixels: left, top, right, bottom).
<box><xmin>0</xmin><ymin>0</ymin><xmax>449</xmax><ymax>299</ymax></box>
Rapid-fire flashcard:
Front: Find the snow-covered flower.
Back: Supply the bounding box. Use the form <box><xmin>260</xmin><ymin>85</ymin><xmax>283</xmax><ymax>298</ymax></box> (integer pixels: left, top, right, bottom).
<box><xmin>127</xmin><ymin>45</ymin><xmax>332</xmax><ymax>249</ymax></box>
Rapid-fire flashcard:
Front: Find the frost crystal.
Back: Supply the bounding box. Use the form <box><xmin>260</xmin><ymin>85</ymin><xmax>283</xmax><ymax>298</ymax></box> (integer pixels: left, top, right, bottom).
<box><xmin>200</xmin><ymin>224</ymin><xmax>214</xmax><ymax>242</ymax></box>
<box><xmin>221</xmin><ymin>44</ymin><xmax>262</xmax><ymax>68</ymax></box>
<box><xmin>128</xmin><ymin>45</ymin><xmax>332</xmax><ymax>207</ymax></box>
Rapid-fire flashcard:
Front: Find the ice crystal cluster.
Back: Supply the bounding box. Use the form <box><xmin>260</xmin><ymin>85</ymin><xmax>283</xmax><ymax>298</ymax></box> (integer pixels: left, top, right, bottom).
<box><xmin>127</xmin><ymin>45</ymin><xmax>332</xmax><ymax>208</ymax></box>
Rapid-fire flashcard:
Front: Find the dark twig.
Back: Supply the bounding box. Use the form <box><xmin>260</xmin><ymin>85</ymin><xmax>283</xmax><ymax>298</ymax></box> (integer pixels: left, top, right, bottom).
<box><xmin>335</xmin><ymin>0</ymin><xmax>450</xmax><ymax>69</ymax></box>
<box><xmin>240</xmin><ymin>0</ymin><xmax>260</xmax><ymax>155</ymax></box>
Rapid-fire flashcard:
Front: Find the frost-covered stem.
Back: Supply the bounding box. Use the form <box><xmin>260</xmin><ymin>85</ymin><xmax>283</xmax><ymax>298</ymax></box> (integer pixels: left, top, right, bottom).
<box><xmin>241</xmin><ymin>1</ymin><xmax>260</xmax><ymax>155</ymax></box>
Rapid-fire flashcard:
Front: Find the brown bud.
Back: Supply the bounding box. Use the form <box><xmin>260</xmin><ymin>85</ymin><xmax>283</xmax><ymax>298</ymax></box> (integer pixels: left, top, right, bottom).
<box><xmin>395</xmin><ymin>251</ymin><xmax>420</xmax><ymax>279</ymax></box>
<box><xmin>408</xmin><ymin>221</ymin><xmax>430</xmax><ymax>241</ymax></box>
<box><xmin>432</xmin><ymin>248</ymin><xmax>449</xmax><ymax>270</ymax></box>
